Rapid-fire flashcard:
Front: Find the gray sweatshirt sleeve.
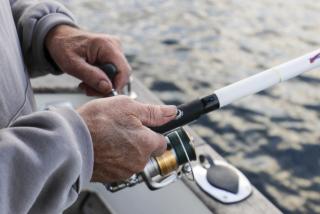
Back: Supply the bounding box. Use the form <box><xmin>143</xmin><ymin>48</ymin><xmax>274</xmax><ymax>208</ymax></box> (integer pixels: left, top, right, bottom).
<box><xmin>0</xmin><ymin>107</ymin><xmax>93</xmax><ymax>214</ymax></box>
<box><xmin>10</xmin><ymin>0</ymin><xmax>78</xmax><ymax>77</ymax></box>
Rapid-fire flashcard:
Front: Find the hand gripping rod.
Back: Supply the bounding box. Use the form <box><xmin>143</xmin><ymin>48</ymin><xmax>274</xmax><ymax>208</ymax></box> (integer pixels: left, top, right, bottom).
<box><xmin>152</xmin><ymin>49</ymin><xmax>320</xmax><ymax>134</ymax></box>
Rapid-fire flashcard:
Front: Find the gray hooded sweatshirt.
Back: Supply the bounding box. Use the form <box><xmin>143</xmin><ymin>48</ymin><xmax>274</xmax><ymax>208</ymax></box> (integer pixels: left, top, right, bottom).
<box><xmin>0</xmin><ymin>0</ymin><xmax>93</xmax><ymax>213</ymax></box>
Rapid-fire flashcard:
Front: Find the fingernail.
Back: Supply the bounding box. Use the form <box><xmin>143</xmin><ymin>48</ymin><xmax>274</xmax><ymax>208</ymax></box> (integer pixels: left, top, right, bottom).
<box><xmin>98</xmin><ymin>80</ymin><xmax>111</xmax><ymax>93</ymax></box>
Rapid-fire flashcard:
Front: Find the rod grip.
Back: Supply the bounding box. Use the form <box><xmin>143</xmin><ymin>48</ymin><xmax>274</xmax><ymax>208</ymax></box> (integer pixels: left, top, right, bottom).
<box><xmin>151</xmin><ymin>94</ymin><xmax>220</xmax><ymax>134</ymax></box>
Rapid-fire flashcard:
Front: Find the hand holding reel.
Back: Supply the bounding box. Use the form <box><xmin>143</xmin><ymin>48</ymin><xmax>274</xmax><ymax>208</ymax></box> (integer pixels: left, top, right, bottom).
<box><xmin>105</xmin><ymin>127</ymin><xmax>197</xmax><ymax>192</ymax></box>
<box><xmin>98</xmin><ymin>64</ymin><xmax>197</xmax><ymax>192</ymax></box>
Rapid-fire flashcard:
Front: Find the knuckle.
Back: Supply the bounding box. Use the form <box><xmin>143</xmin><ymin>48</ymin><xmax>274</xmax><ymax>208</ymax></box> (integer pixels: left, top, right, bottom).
<box><xmin>141</xmin><ymin>132</ymin><xmax>164</xmax><ymax>154</ymax></box>
<box><xmin>158</xmin><ymin>136</ymin><xmax>167</xmax><ymax>147</ymax></box>
<box><xmin>93</xmin><ymin>36</ymin><xmax>108</xmax><ymax>45</ymax></box>
<box><xmin>99</xmin><ymin>35</ymin><xmax>120</xmax><ymax>45</ymax></box>
<box><xmin>108</xmin><ymin>35</ymin><xmax>122</xmax><ymax>45</ymax></box>
<box><xmin>145</xmin><ymin>104</ymin><xmax>162</xmax><ymax>125</ymax></box>
<box><xmin>97</xmin><ymin>36</ymin><xmax>110</xmax><ymax>43</ymax></box>
<box><xmin>155</xmin><ymin>135</ymin><xmax>166</xmax><ymax>149</ymax></box>
<box><xmin>91</xmin><ymin>37</ymin><xmax>113</xmax><ymax>51</ymax></box>
<box><xmin>146</xmin><ymin>104</ymin><xmax>156</xmax><ymax>124</ymax></box>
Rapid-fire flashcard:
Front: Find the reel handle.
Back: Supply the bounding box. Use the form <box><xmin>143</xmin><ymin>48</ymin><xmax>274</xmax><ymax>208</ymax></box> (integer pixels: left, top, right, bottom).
<box><xmin>97</xmin><ymin>64</ymin><xmax>118</xmax><ymax>84</ymax></box>
<box><xmin>97</xmin><ymin>64</ymin><xmax>118</xmax><ymax>96</ymax></box>
<box><xmin>151</xmin><ymin>94</ymin><xmax>220</xmax><ymax>134</ymax></box>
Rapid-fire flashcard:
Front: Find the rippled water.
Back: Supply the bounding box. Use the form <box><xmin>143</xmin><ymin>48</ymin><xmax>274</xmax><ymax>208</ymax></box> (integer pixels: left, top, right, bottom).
<box><xmin>49</xmin><ymin>1</ymin><xmax>320</xmax><ymax>213</ymax></box>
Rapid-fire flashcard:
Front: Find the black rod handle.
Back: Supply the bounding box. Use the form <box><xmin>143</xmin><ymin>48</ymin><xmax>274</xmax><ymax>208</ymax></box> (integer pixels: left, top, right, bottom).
<box><xmin>151</xmin><ymin>99</ymin><xmax>204</xmax><ymax>134</ymax></box>
<box><xmin>97</xmin><ymin>64</ymin><xmax>118</xmax><ymax>96</ymax></box>
<box><xmin>151</xmin><ymin>94</ymin><xmax>220</xmax><ymax>134</ymax></box>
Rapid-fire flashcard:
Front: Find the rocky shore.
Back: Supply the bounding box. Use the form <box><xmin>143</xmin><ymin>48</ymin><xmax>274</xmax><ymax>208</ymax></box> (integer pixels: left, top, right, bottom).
<box><xmin>31</xmin><ymin>0</ymin><xmax>320</xmax><ymax>213</ymax></box>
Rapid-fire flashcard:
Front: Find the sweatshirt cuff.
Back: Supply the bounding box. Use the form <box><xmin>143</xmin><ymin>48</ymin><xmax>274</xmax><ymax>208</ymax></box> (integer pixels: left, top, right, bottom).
<box><xmin>32</xmin><ymin>13</ymin><xmax>78</xmax><ymax>76</ymax></box>
<box><xmin>51</xmin><ymin>107</ymin><xmax>94</xmax><ymax>191</ymax></box>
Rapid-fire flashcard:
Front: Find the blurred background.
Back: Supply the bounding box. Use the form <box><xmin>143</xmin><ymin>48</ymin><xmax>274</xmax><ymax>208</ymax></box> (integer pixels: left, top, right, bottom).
<box><xmin>32</xmin><ymin>0</ymin><xmax>320</xmax><ymax>213</ymax></box>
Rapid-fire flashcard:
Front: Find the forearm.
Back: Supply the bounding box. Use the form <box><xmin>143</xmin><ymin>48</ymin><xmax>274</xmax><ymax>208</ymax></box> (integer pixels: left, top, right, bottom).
<box><xmin>0</xmin><ymin>107</ymin><xmax>93</xmax><ymax>213</ymax></box>
<box><xmin>10</xmin><ymin>0</ymin><xmax>78</xmax><ymax>77</ymax></box>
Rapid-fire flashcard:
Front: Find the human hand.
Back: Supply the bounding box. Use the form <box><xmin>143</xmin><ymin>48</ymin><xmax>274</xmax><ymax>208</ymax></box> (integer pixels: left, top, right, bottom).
<box><xmin>77</xmin><ymin>96</ymin><xmax>177</xmax><ymax>182</ymax></box>
<box><xmin>45</xmin><ymin>25</ymin><xmax>131</xmax><ymax>96</ymax></box>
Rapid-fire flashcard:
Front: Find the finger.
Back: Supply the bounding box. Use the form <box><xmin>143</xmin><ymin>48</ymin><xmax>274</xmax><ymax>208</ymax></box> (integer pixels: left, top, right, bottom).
<box><xmin>112</xmin><ymin>53</ymin><xmax>131</xmax><ymax>91</ymax></box>
<box><xmin>152</xmin><ymin>136</ymin><xmax>167</xmax><ymax>157</ymax></box>
<box><xmin>69</xmin><ymin>58</ymin><xmax>113</xmax><ymax>95</ymax></box>
<box><xmin>92</xmin><ymin>43</ymin><xmax>130</xmax><ymax>89</ymax></box>
<box><xmin>79</xmin><ymin>82</ymin><xmax>105</xmax><ymax>97</ymax></box>
<box><xmin>87</xmin><ymin>37</ymin><xmax>131</xmax><ymax>91</ymax></box>
<box><xmin>135</xmin><ymin>103</ymin><xmax>177</xmax><ymax>127</ymax></box>
<box><xmin>109</xmin><ymin>35</ymin><xmax>123</xmax><ymax>51</ymax></box>
<box><xmin>139</xmin><ymin>127</ymin><xmax>168</xmax><ymax>157</ymax></box>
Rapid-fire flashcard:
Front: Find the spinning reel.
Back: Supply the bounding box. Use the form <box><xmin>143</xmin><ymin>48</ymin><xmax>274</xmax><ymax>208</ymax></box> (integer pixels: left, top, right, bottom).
<box><xmin>105</xmin><ymin>127</ymin><xmax>197</xmax><ymax>192</ymax></box>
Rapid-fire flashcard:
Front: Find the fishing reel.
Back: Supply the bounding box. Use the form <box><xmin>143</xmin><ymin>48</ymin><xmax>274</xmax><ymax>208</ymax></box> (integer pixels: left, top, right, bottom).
<box><xmin>105</xmin><ymin>127</ymin><xmax>196</xmax><ymax>192</ymax></box>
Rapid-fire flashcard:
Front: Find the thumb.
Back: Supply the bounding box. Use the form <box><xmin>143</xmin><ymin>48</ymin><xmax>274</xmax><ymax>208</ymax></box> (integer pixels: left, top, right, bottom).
<box><xmin>136</xmin><ymin>103</ymin><xmax>177</xmax><ymax>127</ymax></box>
<box><xmin>79</xmin><ymin>82</ymin><xmax>105</xmax><ymax>97</ymax></box>
<box><xmin>69</xmin><ymin>59</ymin><xmax>113</xmax><ymax>95</ymax></box>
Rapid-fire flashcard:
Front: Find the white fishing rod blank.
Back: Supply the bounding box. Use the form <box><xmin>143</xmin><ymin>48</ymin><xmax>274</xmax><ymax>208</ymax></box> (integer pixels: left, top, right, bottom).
<box><xmin>152</xmin><ymin>49</ymin><xmax>320</xmax><ymax>133</ymax></box>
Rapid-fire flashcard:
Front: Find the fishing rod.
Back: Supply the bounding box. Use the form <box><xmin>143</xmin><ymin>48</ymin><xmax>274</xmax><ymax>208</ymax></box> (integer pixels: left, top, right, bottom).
<box><xmin>151</xmin><ymin>49</ymin><xmax>320</xmax><ymax>133</ymax></box>
<box><xmin>98</xmin><ymin>49</ymin><xmax>320</xmax><ymax>193</ymax></box>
